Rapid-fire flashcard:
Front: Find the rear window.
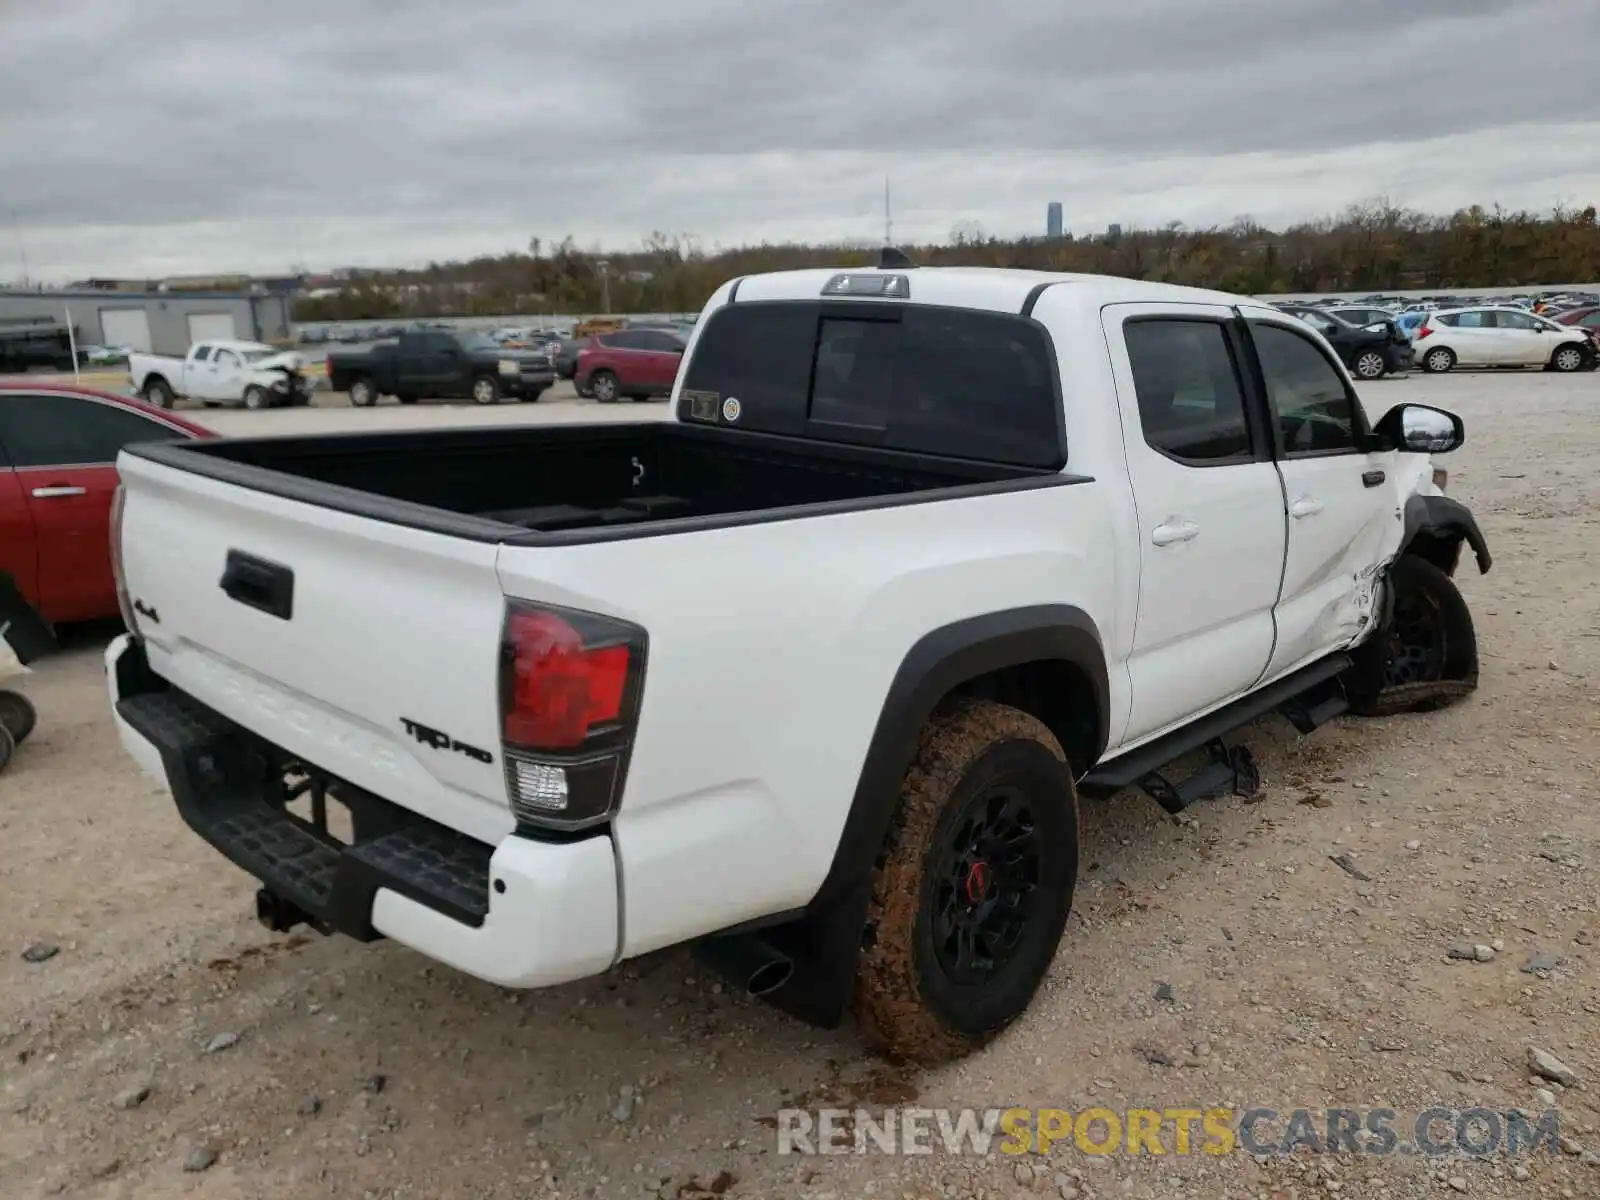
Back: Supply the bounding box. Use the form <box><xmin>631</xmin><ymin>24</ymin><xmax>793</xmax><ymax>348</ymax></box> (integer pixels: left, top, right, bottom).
<box><xmin>678</xmin><ymin>301</ymin><xmax>1064</xmax><ymax>468</ymax></box>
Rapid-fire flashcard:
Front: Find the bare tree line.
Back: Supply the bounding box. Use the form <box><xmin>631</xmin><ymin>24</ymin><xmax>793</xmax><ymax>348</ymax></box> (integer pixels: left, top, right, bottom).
<box><xmin>294</xmin><ymin>202</ymin><xmax>1600</xmax><ymax>322</ymax></box>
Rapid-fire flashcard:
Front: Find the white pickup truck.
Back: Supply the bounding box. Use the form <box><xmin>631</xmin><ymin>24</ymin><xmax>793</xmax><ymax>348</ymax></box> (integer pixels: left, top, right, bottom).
<box><xmin>104</xmin><ymin>261</ymin><xmax>1490</xmax><ymax>1064</ymax></box>
<box><xmin>129</xmin><ymin>340</ymin><xmax>315</xmax><ymax>410</ymax></box>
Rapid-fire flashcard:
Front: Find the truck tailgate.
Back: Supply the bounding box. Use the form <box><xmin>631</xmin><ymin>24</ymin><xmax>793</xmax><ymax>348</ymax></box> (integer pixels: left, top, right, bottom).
<box><xmin>115</xmin><ymin>453</ymin><xmax>513</xmax><ymax>844</ymax></box>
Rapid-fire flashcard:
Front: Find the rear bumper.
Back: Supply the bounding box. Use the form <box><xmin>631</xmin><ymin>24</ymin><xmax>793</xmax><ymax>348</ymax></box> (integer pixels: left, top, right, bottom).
<box><xmin>104</xmin><ymin>634</ymin><xmax>619</xmax><ymax>988</ymax></box>
<box><xmin>1383</xmin><ymin>343</ymin><xmax>1415</xmax><ymax>371</ymax></box>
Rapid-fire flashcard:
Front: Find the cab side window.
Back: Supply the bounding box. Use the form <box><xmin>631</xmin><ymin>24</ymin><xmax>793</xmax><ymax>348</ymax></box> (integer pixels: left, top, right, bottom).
<box><xmin>1250</xmin><ymin>322</ymin><xmax>1361</xmax><ymax>456</ymax></box>
<box><xmin>1123</xmin><ymin>319</ymin><xmax>1252</xmax><ymax>464</ymax></box>
<box><xmin>0</xmin><ymin>393</ymin><xmax>184</xmax><ymax>467</ymax></box>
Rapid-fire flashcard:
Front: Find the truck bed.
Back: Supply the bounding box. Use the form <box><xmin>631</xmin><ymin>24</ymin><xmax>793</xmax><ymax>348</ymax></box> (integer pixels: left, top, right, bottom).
<box><xmin>125</xmin><ymin>422</ymin><xmax>1065</xmax><ymax>545</ymax></box>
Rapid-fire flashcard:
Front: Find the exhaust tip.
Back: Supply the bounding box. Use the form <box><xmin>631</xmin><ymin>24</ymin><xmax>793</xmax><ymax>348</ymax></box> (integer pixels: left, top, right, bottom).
<box><xmin>746</xmin><ymin>957</ymin><xmax>794</xmax><ymax>997</ymax></box>
<box><xmin>693</xmin><ymin>932</ymin><xmax>795</xmax><ymax>999</ymax></box>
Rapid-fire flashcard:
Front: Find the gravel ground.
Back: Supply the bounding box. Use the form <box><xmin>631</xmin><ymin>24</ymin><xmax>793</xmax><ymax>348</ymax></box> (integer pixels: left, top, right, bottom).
<box><xmin>2</xmin><ymin>370</ymin><xmax>1596</xmax><ymax>1200</ymax></box>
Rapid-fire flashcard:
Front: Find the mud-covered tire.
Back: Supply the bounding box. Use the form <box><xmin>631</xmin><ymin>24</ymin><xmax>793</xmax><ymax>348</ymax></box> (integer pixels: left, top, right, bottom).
<box><xmin>0</xmin><ymin>691</ymin><xmax>37</xmax><ymax>745</ymax></box>
<box><xmin>1345</xmin><ymin>554</ymin><xmax>1479</xmax><ymax>716</ymax></box>
<box><xmin>853</xmin><ymin>699</ymin><xmax>1079</xmax><ymax>1065</ymax></box>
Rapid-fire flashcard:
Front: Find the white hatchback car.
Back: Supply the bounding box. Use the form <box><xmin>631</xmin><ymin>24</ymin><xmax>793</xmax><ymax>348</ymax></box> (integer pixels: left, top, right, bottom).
<box><xmin>1414</xmin><ymin>306</ymin><xmax>1591</xmax><ymax>373</ymax></box>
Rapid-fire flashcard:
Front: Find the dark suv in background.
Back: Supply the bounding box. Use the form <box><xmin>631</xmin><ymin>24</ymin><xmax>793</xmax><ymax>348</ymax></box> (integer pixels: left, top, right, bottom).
<box><xmin>1274</xmin><ymin>304</ymin><xmax>1413</xmax><ymax>379</ymax></box>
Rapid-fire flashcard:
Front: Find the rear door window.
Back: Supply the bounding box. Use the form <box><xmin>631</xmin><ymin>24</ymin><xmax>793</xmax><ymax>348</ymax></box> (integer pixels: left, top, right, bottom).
<box><xmin>679</xmin><ymin>301</ymin><xmax>1063</xmax><ymax>468</ymax></box>
<box><xmin>0</xmin><ymin>393</ymin><xmax>188</xmax><ymax>467</ymax></box>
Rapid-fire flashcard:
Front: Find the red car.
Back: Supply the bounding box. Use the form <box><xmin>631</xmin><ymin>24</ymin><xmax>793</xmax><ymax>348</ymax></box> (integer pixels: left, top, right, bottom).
<box><xmin>1555</xmin><ymin>306</ymin><xmax>1600</xmax><ymax>345</ymax></box>
<box><xmin>0</xmin><ymin>383</ymin><xmax>210</xmax><ymax>624</ymax></box>
<box><xmin>575</xmin><ymin>328</ymin><xmax>684</xmax><ymax>402</ymax></box>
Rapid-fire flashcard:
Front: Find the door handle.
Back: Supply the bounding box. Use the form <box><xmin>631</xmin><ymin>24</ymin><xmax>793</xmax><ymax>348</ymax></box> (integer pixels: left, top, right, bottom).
<box><xmin>1151</xmin><ymin>519</ymin><xmax>1200</xmax><ymax>546</ymax></box>
<box><xmin>1289</xmin><ymin>497</ymin><xmax>1324</xmax><ymax>518</ymax></box>
<box><xmin>31</xmin><ymin>485</ymin><xmax>87</xmax><ymax>498</ymax></box>
<box><xmin>1362</xmin><ymin>469</ymin><xmax>1386</xmax><ymax>488</ymax></box>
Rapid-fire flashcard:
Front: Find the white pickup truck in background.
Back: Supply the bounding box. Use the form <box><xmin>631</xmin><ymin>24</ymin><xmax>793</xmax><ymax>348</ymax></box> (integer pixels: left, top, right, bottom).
<box><xmin>129</xmin><ymin>340</ymin><xmax>316</xmax><ymax>410</ymax></box>
<box><xmin>105</xmin><ymin>259</ymin><xmax>1491</xmax><ymax>1064</ymax></box>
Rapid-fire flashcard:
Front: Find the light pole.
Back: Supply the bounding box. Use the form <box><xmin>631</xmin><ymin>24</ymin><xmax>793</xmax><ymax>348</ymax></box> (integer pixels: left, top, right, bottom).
<box><xmin>596</xmin><ymin>259</ymin><xmax>611</xmax><ymax>315</ymax></box>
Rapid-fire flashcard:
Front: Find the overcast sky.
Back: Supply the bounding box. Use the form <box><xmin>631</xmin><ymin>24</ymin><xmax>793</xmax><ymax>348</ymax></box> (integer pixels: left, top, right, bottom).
<box><xmin>3</xmin><ymin>0</ymin><xmax>1597</xmax><ymax>281</ymax></box>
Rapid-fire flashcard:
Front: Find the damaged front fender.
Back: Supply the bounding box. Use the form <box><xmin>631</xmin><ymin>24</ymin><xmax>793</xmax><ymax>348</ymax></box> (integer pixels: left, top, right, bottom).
<box><xmin>1400</xmin><ymin>493</ymin><xmax>1491</xmax><ymax>577</ymax></box>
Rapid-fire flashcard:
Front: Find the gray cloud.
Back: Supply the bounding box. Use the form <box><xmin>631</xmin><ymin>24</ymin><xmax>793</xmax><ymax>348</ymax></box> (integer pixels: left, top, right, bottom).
<box><xmin>2</xmin><ymin>0</ymin><xmax>1596</xmax><ymax>278</ymax></box>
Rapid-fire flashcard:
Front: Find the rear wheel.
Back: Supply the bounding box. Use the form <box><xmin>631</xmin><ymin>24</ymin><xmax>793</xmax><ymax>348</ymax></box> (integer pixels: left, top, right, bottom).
<box><xmin>853</xmin><ymin>699</ymin><xmax>1079</xmax><ymax>1065</ymax></box>
<box><xmin>1550</xmin><ymin>344</ymin><xmax>1585</xmax><ymax>373</ymax></box>
<box><xmin>348</xmin><ymin>378</ymin><xmax>377</xmax><ymax>407</ymax></box>
<box><xmin>142</xmin><ymin>378</ymin><xmax>174</xmax><ymax>408</ymax></box>
<box><xmin>589</xmin><ymin>371</ymin><xmax>620</xmax><ymax>403</ymax></box>
<box><xmin>0</xmin><ymin>690</ymin><xmax>37</xmax><ymax>746</ymax></box>
<box><xmin>1421</xmin><ymin>347</ymin><xmax>1456</xmax><ymax>374</ymax></box>
<box><xmin>1353</xmin><ymin>350</ymin><xmax>1387</xmax><ymax>380</ymax></box>
<box><xmin>471</xmin><ymin>375</ymin><xmax>501</xmax><ymax>405</ymax></box>
<box><xmin>1346</xmin><ymin>554</ymin><xmax>1479</xmax><ymax>715</ymax></box>
<box><xmin>0</xmin><ymin>724</ymin><xmax>14</xmax><ymax>772</ymax></box>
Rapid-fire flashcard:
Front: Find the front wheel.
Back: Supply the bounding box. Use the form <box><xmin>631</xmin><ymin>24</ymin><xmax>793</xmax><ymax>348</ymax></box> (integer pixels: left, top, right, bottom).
<box><xmin>1353</xmin><ymin>350</ymin><xmax>1387</xmax><ymax>380</ymax></box>
<box><xmin>1345</xmin><ymin>554</ymin><xmax>1479</xmax><ymax>716</ymax></box>
<box><xmin>588</xmin><ymin>371</ymin><xmax>620</xmax><ymax>403</ymax></box>
<box><xmin>853</xmin><ymin>699</ymin><xmax>1079</xmax><ymax>1065</ymax></box>
<box><xmin>1550</xmin><ymin>344</ymin><xmax>1586</xmax><ymax>373</ymax></box>
<box><xmin>471</xmin><ymin>375</ymin><xmax>502</xmax><ymax>405</ymax></box>
<box><xmin>243</xmin><ymin>385</ymin><xmax>268</xmax><ymax>410</ymax></box>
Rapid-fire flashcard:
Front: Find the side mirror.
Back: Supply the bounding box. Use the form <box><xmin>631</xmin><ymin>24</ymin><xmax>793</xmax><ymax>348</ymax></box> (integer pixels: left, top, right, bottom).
<box><xmin>1373</xmin><ymin>403</ymin><xmax>1464</xmax><ymax>454</ymax></box>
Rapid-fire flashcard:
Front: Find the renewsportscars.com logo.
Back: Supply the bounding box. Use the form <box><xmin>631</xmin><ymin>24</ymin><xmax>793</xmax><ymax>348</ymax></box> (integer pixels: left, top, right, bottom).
<box><xmin>774</xmin><ymin>1106</ymin><xmax>1564</xmax><ymax>1158</ymax></box>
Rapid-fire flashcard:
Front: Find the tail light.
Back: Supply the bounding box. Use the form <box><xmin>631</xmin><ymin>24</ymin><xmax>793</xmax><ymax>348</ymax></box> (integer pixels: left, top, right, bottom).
<box><xmin>110</xmin><ymin>484</ymin><xmax>139</xmax><ymax>635</ymax></box>
<box><xmin>1415</xmin><ymin>322</ymin><xmax>1433</xmax><ymax>340</ymax></box>
<box><xmin>498</xmin><ymin>601</ymin><xmax>646</xmax><ymax>832</ymax></box>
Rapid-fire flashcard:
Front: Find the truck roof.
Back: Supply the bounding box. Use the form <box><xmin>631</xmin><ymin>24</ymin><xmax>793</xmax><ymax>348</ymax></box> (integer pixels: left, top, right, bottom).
<box><xmin>193</xmin><ymin>339</ymin><xmax>277</xmax><ymax>354</ymax></box>
<box><xmin>729</xmin><ymin>266</ymin><xmax>1250</xmax><ymax>314</ymax></box>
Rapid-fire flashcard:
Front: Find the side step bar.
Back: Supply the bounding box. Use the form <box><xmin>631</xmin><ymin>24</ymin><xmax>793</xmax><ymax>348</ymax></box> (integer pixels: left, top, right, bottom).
<box><xmin>1081</xmin><ymin>654</ymin><xmax>1352</xmax><ymax>812</ymax></box>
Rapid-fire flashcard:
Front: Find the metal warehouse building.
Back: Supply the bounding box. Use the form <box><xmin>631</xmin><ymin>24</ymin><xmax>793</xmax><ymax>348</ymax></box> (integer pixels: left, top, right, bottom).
<box><xmin>0</xmin><ymin>289</ymin><xmax>292</xmax><ymax>357</ymax></box>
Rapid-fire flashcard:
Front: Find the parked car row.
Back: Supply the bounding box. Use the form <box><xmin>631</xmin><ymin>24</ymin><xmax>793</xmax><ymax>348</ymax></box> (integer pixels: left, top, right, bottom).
<box><xmin>1290</xmin><ymin>290</ymin><xmax>1599</xmax><ymax>316</ymax></box>
<box><xmin>1272</xmin><ymin>299</ymin><xmax>1595</xmax><ymax>375</ymax></box>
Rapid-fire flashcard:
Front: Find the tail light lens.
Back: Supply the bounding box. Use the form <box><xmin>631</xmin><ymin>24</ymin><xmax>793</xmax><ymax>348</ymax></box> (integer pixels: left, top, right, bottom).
<box><xmin>498</xmin><ymin>601</ymin><xmax>646</xmax><ymax>832</ymax></box>
<box><xmin>1415</xmin><ymin>322</ymin><xmax>1433</xmax><ymax>340</ymax></box>
<box><xmin>110</xmin><ymin>484</ymin><xmax>139</xmax><ymax>635</ymax></box>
